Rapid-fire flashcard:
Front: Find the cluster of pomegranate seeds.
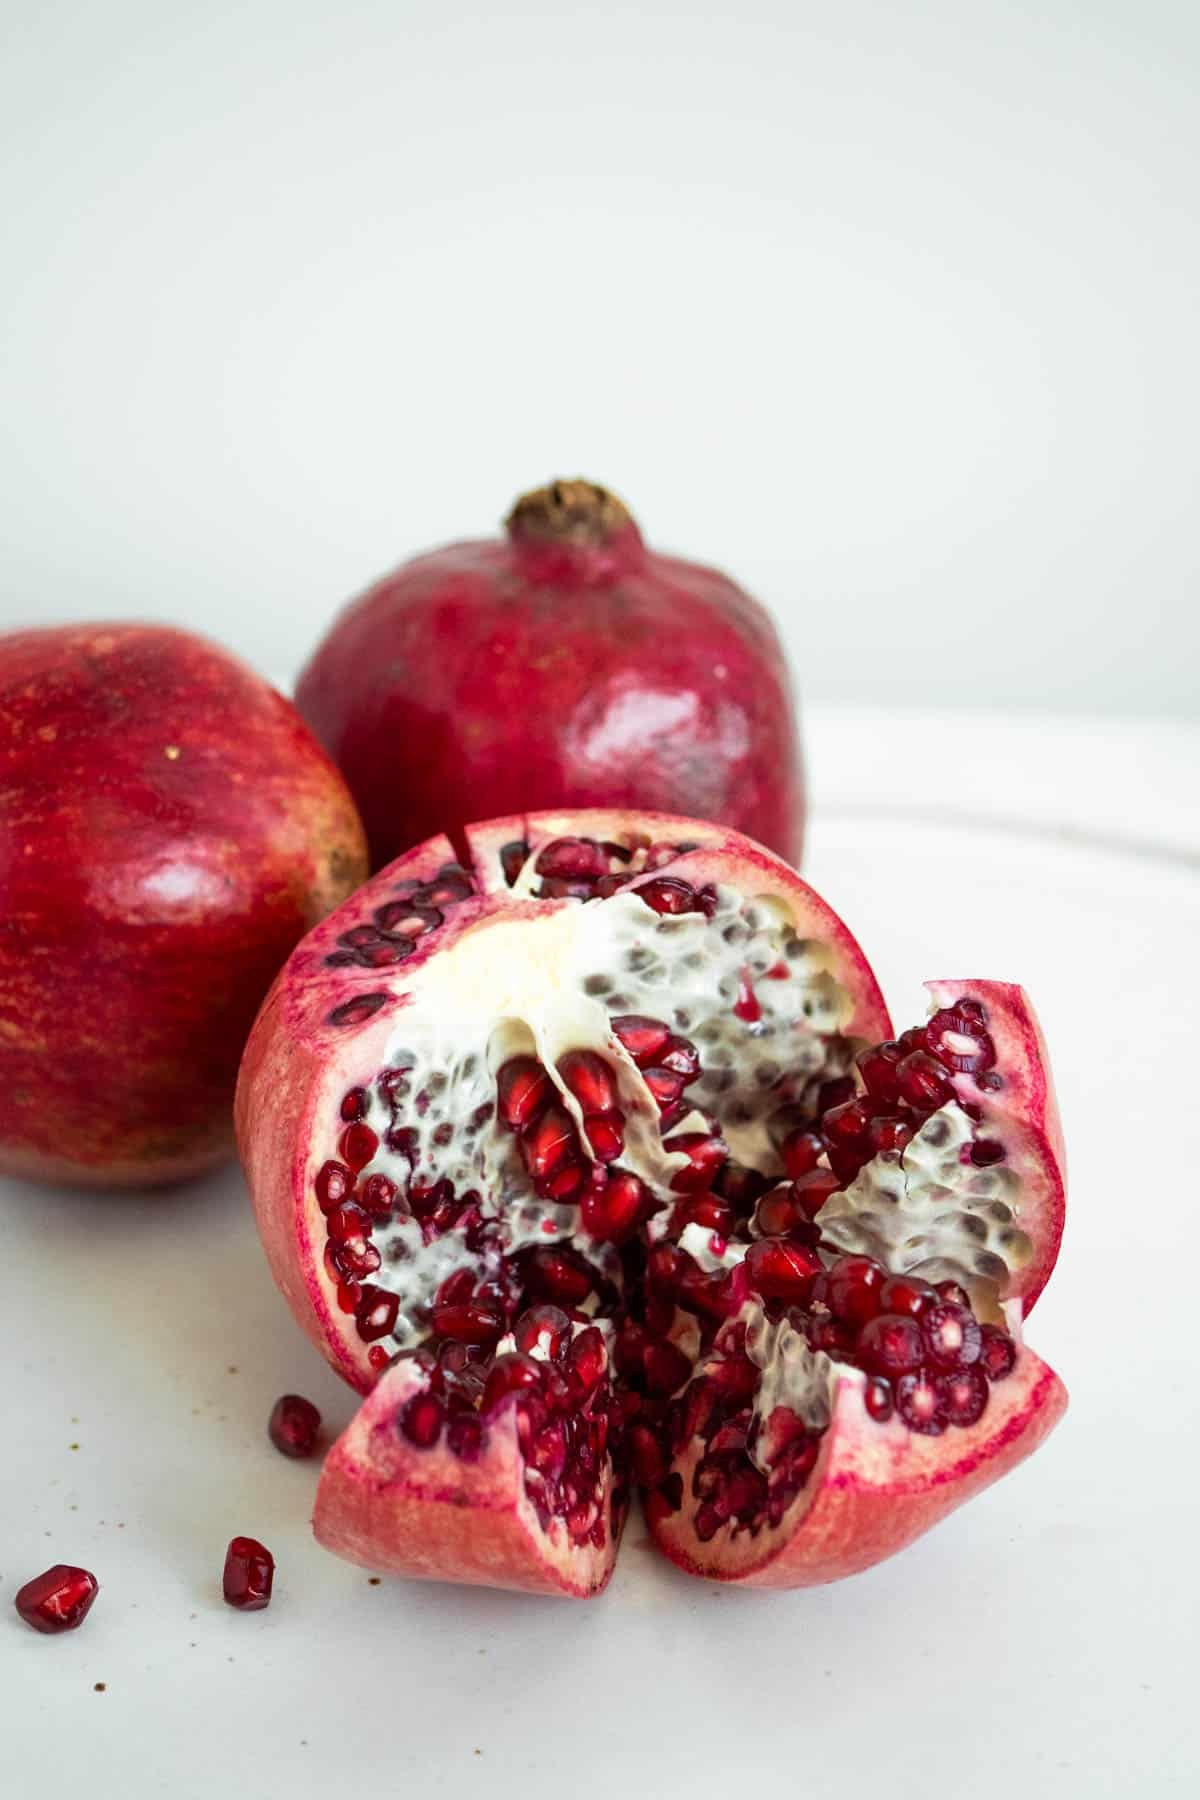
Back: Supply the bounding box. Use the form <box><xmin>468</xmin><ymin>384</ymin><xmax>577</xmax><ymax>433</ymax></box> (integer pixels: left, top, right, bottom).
<box><xmin>14</xmin><ymin>1564</ymin><xmax>99</xmax><ymax>1634</ymax></box>
<box><xmin>268</xmin><ymin>1393</ymin><xmax>322</xmax><ymax>1459</ymax></box>
<box><xmin>223</xmin><ymin>1536</ymin><xmax>275</xmax><ymax>1611</ymax></box>
<box><xmin>395</xmin><ymin>1307</ymin><xmax>620</xmax><ymax>1546</ymax></box>
<box><xmin>324</xmin><ymin>863</ymin><xmax>473</xmax><ymax>970</ymax></box>
<box><xmin>526</xmin><ymin>833</ymin><xmax>717</xmax><ymax>914</ymax></box>
<box><xmin>816</xmin><ymin>1002</ymin><xmax>1005</xmax><ymax>1185</ymax></box>
<box><xmin>495</xmin><ymin>1045</ymin><xmax>657</xmax><ymax>1241</ymax></box>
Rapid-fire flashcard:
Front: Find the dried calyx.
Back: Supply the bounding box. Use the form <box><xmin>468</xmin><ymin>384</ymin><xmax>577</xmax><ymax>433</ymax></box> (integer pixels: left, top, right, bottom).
<box><xmin>237</xmin><ymin>810</ymin><xmax>1067</xmax><ymax>1596</ymax></box>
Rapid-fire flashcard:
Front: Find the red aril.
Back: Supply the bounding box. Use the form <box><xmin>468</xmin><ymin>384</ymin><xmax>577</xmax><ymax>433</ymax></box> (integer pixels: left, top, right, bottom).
<box><xmin>14</xmin><ymin>1564</ymin><xmax>99</xmax><ymax>1633</ymax></box>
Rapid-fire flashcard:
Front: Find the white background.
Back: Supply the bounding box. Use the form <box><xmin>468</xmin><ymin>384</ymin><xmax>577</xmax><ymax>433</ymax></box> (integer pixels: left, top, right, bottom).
<box><xmin>2</xmin><ymin>0</ymin><xmax>1197</xmax><ymax>715</ymax></box>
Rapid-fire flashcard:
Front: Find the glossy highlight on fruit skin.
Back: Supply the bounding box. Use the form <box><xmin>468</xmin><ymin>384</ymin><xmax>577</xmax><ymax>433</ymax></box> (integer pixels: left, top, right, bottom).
<box><xmin>295</xmin><ymin>479</ymin><xmax>804</xmax><ymax>870</ymax></box>
<box><xmin>236</xmin><ymin>809</ymin><xmax>1067</xmax><ymax>1598</ymax></box>
<box><xmin>0</xmin><ymin>623</ymin><xmax>368</xmax><ymax>1188</ymax></box>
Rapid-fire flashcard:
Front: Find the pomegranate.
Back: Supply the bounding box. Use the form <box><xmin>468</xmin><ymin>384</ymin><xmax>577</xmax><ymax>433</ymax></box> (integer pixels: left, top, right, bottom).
<box><xmin>14</xmin><ymin>1564</ymin><xmax>99</xmax><ymax>1633</ymax></box>
<box><xmin>295</xmin><ymin>479</ymin><xmax>803</xmax><ymax>869</ymax></box>
<box><xmin>236</xmin><ymin>810</ymin><xmax>1066</xmax><ymax>1597</ymax></box>
<box><xmin>0</xmin><ymin>624</ymin><xmax>368</xmax><ymax>1187</ymax></box>
<box><xmin>268</xmin><ymin>1393</ymin><xmax>322</xmax><ymax>1458</ymax></box>
<box><xmin>223</xmin><ymin>1536</ymin><xmax>275</xmax><ymax>1610</ymax></box>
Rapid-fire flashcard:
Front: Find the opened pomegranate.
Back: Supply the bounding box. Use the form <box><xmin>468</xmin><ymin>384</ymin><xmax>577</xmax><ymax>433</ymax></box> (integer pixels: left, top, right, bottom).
<box><xmin>295</xmin><ymin>479</ymin><xmax>803</xmax><ymax>869</ymax></box>
<box><xmin>236</xmin><ymin>810</ymin><xmax>1066</xmax><ymax>1596</ymax></box>
<box><xmin>0</xmin><ymin>624</ymin><xmax>367</xmax><ymax>1187</ymax></box>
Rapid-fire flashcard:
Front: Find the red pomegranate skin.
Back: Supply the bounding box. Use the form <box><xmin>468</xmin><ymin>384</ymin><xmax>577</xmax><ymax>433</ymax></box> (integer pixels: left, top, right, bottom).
<box><xmin>295</xmin><ymin>480</ymin><xmax>804</xmax><ymax>870</ymax></box>
<box><xmin>0</xmin><ymin>623</ymin><xmax>368</xmax><ymax>1188</ymax></box>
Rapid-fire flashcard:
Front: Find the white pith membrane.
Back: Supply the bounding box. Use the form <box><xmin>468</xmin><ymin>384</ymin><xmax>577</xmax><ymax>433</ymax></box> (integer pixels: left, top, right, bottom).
<box><xmin>318</xmin><ymin>851</ymin><xmax>1040</xmax><ymax>1566</ymax></box>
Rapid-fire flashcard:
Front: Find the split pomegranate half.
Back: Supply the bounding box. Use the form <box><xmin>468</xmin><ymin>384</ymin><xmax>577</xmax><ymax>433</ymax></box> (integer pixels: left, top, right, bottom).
<box><xmin>236</xmin><ymin>810</ymin><xmax>1067</xmax><ymax>1597</ymax></box>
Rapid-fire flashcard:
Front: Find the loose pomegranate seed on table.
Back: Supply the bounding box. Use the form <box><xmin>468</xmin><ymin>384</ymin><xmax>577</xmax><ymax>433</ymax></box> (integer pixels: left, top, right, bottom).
<box><xmin>14</xmin><ymin>1564</ymin><xmax>99</xmax><ymax>1634</ymax></box>
<box><xmin>237</xmin><ymin>808</ymin><xmax>1068</xmax><ymax>1596</ymax></box>
<box><xmin>223</xmin><ymin>1537</ymin><xmax>275</xmax><ymax>1611</ymax></box>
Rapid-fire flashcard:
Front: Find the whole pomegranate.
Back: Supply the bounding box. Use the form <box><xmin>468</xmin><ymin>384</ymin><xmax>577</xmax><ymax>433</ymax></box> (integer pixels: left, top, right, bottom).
<box><xmin>0</xmin><ymin>623</ymin><xmax>368</xmax><ymax>1187</ymax></box>
<box><xmin>237</xmin><ymin>811</ymin><xmax>1066</xmax><ymax>1596</ymax></box>
<box><xmin>295</xmin><ymin>479</ymin><xmax>803</xmax><ymax>869</ymax></box>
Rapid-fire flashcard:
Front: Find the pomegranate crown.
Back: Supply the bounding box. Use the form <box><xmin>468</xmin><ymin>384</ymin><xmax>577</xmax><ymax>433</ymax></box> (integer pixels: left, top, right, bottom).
<box><xmin>505</xmin><ymin>479</ymin><xmax>640</xmax><ymax>550</ymax></box>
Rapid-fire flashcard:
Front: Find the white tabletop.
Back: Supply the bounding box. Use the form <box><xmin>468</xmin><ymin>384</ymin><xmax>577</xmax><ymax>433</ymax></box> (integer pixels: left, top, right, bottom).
<box><xmin>3</xmin><ymin>705</ymin><xmax>1197</xmax><ymax>1798</ymax></box>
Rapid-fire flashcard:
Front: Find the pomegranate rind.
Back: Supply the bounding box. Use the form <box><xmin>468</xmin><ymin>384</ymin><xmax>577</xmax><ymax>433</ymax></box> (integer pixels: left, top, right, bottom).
<box><xmin>650</xmin><ymin>1329</ymin><xmax>1067</xmax><ymax>1588</ymax></box>
<box><xmin>236</xmin><ymin>810</ymin><xmax>892</xmax><ymax>1392</ymax></box>
<box><xmin>925</xmin><ymin>980</ymin><xmax>1066</xmax><ymax>1314</ymax></box>
<box><xmin>313</xmin><ymin>1360</ymin><xmax>617</xmax><ymax>1598</ymax></box>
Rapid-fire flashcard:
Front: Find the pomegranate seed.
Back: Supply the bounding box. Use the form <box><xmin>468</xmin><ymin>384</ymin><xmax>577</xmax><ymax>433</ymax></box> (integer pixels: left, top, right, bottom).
<box><xmin>422</xmin><ymin>864</ymin><xmax>474</xmax><ymax>906</ymax></box>
<box><xmin>340</xmin><ymin>1087</ymin><xmax>368</xmax><ymax>1122</ymax></box>
<box><xmin>359</xmin><ymin>1172</ymin><xmax>399</xmax><ymax>1216</ymax></box>
<box><xmin>656</xmin><ymin>1035</ymin><xmax>702</xmax><ymax>1079</ymax></box>
<box><xmin>355</xmin><ymin>1285</ymin><xmax>400</xmax><ymax>1341</ymax></box>
<box><xmin>643</xmin><ymin>1340</ymin><xmax>693</xmax><ymax>1396</ymax></box>
<box><xmin>545</xmin><ymin>1160</ymin><xmax>587</xmax><ymax>1202</ymax></box>
<box><xmin>864</xmin><ymin>1377</ymin><xmax>894</xmax><ymax>1422</ymax></box>
<box><xmin>328</xmin><ymin>993</ymin><xmax>388</xmax><ymax>1027</ymax></box>
<box><xmin>665</xmin><ymin>1130</ymin><xmax>729</xmax><ymax>1191</ymax></box>
<box><xmin>336</xmin><ymin>1281</ymin><xmax>359</xmax><ymax>1314</ymax></box>
<box><xmin>628</xmin><ymin>1423</ymin><xmax>667</xmax><ymax>1487</ymax></box>
<box><xmin>514</xmin><ymin>1305</ymin><xmax>572</xmax><ymax>1359</ymax></box>
<box><xmin>856</xmin><ymin>1042</ymin><xmax>903</xmax><ymax>1105</ymax></box>
<box><xmin>936</xmin><ymin>1279</ymin><xmax>972</xmax><ymax>1307</ymax></box>
<box><xmin>636</xmin><ymin>876</ymin><xmax>699</xmax><ymax>915</ymax></box>
<box><xmin>610</xmin><ymin>1014</ymin><xmax>671</xmax><ymax>1066</ymax></box>
<box><xmin>581</xmin><ymin>1169</ymin><xmax>648</xmax><ymax>1243</ymax></box>
<box><xmin>557</xmin><ymin>1049</ymin><xmax>618</xmax><ymax>1115</ymax></box>
<box><xmin>744</xmin><ymin>1238</ymin><xmax>822</xmax><ymax>1304</ymax></box>
<box><xmin>14</xmin><ymin>1565</ymin><xmax>99</xmax><ymax>1634</ymax></box>
<box><xmin>878</xmin><ymin>1274</ymin><xmax>937</xmax><ymax>1317</ymax></box>
<box><xmin>694</xmin><ymin>1503</ymin><xmax>724</xmax><ymax>1542</ymax></box>
<box><xmin>446</xmin><ymin>1414</ymin><xmax>485</xmax><ymax>1461</ymax></box>
<box><xmin>780</xmin><ymin>1129</ymin><xmax>824</xmax><ymax>1179</ymax></box>
<box><xmin>894</xmin><ymin>1370</ymin><xmax>945</xmax><ymax>1436</ymax></box>
<box><xmin>673</xmin><ymin>1192</ymin><xmax>735</xmax><ymax>1235</ymax></box>
<box><xmin>400</xmin><ymin>1391</ymin><xmax>445</xmax><ymax>1447</ymax></box>
<box><xmin>521</xmin><ymin>1104</ymin><xmax>578</xmax><ymax>1185</ymax></box>
<box><xmin>314</xmin><ymin>1160</ymin><xmax>353</xmax><ymax>1213</ymax></box>
<box><xmin>825</xmin><ymin>1255</ymin><xmax>886</xmax><ymax>1328</ymax></box>
<box><xmin>326</xmin><ymin>1200</ymin><xmax>372</xmax><ymax>1244</ymax></box>
<box><xmin>432</xmin><ymin>1299</ymin><xmax>506</xmax><ymax>1346</ymax></box>
<box><xmin>523</xmin><ymin>1246</ymin><xmax>595</xmax><ymax>1304</ymax></box>
<box><xmin>898</xmin><ymin>1026</ymin><xmax>928</xmax><ymax>1054</ymax></box>
<box><xmin>867</xmin><ymin>1116</ymin><xmax>914</xmax><ymax>1155</ymax></box>
<box><xmin>497</xmin><ymin>1056</ymin><xmax>553</xmax><ymax>1129</ymax></box>
<box><xmin>339</xmin><ymin>1123</ymin><xmax>379</xmax><ymax>1171</ymax></box>
<box><xmin>222</xmin><ymin>1538</ymin><xmax>274</xmax><ymax>1611</ymax></box>
<box><xmin>733</xmin><ymin>971</ymin><xmax>761</xmax><ymax>1023</ymax></box>
<box><xmin>482</xmin><ymin>1352</ymin><xmax>544</xmax><ymax>1413</ymax></box>
<box><xmin>367</xmin><ymin>1345</ymin><xmax>390</xmax><ymax>1370</ymax></box>
<box><xmin>528</xmin><ymin>1416</ymin><xmax>568</xmax><ymax>1477</ymax></box>
<box><xmin>268</xmin><ymin>1394</ymin><xmax>321</xmax><ymax>1458</ymax></box>
<box><xmin>896</xmin><ymin>1051</ymin><xmax>954</xmax><ymax>1111</ymax></box>
<box><xmin>939</xmin><ymin>1366</ymin><xmax>989</xmax><ymax>1427</ymax></box>
<box><xmin>641</xmin><ymin>1066</ymin><xmax>687</xmax><ymax>1112</ymax></box>
<box><xmin>535</xmin><ymin>836</ymin><xmax>608</xmax><ymax>880</ymax></box>
<box><xmin>375</xmin><ymin>900</ymin><xmax>443</xmax><ymax>938</ymax></box>
<box><xmin>707</xmin><ymin>1355</ymin><xmax>759</xmax><ymax>1401</ymax></box>
<box><xmin>568</xmin><ymin>1326</ymin><xmax>607</xmax><ymax>1395</ymax></box>
<box><xmin>921</xmin><ymin>1303</ymin><xmax>983</xmax><ymax>1370</ymax></box>
<box><xmin>791</xmin><ymin>1168</ymin><xmax>842</xmax><ymax>1219</ymax></box>
<box><xmin>979</xmin><ymin>1324</ymin><xmax>1018</xmax><ymax>1380</ymax></box>
<box><xmin>823</xmin><ymin>1097</ymin><xmax>874</xmax><ymax>1146</ymax></box>
<box><xmin>645</xmin><ymin>1242</ymin><xmax>686</xmax><ymax>1295</ymax></box>
<box><xmin>857</xmin><ymin>1313</ymin><xmax>925</xmax><ymax>1378</ymax></box>
<box><xmin>925</xmin><ymin>1006</ymin><xmax>997</xmax><ymax>1075</ymax></box>
<box><xmin>500</xmin><ymin>839</ymin><xmax>531</xmax><ymax>885</ymax></box>
<box><xmin>326</xmin><ymin>1237</ymin><xmax>381</xmax><ymax>1281</ymax></box>
<box><xmin>584</xmin><ymin>1113</ymin><xmax>625</xmax><ymax>1163</ymax></box>
<box><xmin>754</xmin><ymin>1182</ymin><xmax>804</xmax><ymax>1237</ymax></box>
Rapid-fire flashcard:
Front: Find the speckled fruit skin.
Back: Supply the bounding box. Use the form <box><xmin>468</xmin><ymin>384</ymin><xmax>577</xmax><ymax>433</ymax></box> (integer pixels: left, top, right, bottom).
<box><xmin>0</xmin><ymin>623</ymin><xmax>368</xmax><ymax>1188</ymax></box>
<box><xmin>295</xmin><ymin>480</ymin><xmax>804</xmax><ymax>871</ymax></box>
